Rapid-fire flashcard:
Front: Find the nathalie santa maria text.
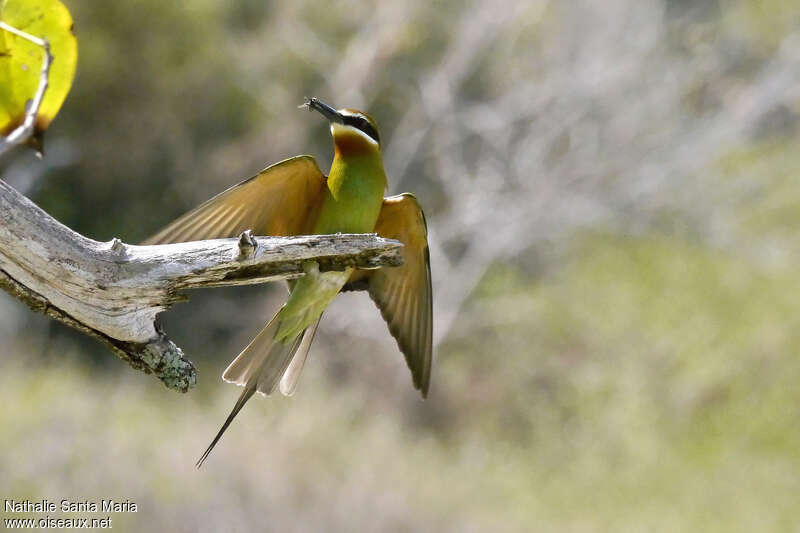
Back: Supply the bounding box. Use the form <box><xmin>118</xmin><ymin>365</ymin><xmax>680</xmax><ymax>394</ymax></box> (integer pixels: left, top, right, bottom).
<box><xmin>5</xmin><ymin>499</ymin><xmax>137</xmax><ymax>513</ymax></box>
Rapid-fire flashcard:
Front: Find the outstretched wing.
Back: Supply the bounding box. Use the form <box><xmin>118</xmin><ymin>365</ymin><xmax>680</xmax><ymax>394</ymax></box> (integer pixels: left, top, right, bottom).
<box><xmin>349</xmin><ymin>194</ymin><xmax>433</xmax><ymax>397</ymax></box>
<box><xmin>143</xmin><ymin>155</ymin><xmax>327</xmax><ymax>244</ymax></box>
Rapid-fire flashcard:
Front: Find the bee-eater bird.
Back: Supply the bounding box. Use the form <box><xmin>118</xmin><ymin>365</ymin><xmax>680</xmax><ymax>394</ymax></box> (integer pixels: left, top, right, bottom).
<box><xmin>144</xmin><ymin>97</ymin><xmax>432</xmax><ymax>466</ymax></box>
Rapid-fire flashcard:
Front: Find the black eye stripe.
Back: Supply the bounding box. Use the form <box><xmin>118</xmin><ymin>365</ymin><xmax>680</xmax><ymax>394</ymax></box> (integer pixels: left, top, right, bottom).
<box><xmin>342</xmin><ymin>115</ymin><xmax>380</xmax><ymax>143</ymax></box>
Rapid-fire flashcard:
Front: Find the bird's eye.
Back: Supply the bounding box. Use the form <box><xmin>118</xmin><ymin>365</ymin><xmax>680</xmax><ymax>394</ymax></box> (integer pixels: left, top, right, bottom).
<box><xmin>343</xmin><ymin>115</ymin><xmax>380</xmax><ymax>144</ymax></box>
<box><xmin>357</xmin><ymin>118</ymin><xmax>380</xmax><ymax>144</ymax></box>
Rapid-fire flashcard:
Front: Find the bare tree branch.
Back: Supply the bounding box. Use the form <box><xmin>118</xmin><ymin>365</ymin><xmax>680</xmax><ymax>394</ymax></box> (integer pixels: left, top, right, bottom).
<box><xmin>0</xmin><ymin>179</ymin><xmax>403</xmax><ymax>392</ymax></box>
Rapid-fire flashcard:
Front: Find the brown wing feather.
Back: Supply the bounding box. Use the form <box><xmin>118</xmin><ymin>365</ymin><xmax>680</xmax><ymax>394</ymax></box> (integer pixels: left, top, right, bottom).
<box><xmin>358</xmin><ymin>193</ymin><xmax>433</xmax><ymax>397</ymax></box>
<box><xmin>142</xmin><ymin>155</ymin><xmax>326</xmax><ymax>244</ymax></box>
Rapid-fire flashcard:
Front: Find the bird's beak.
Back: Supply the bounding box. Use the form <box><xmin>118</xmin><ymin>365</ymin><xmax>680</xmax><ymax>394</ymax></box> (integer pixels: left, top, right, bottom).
<box><xmin>300</xmin><ymin>97</ymin><xmax>343</xmax><ymax>124</ymax></box>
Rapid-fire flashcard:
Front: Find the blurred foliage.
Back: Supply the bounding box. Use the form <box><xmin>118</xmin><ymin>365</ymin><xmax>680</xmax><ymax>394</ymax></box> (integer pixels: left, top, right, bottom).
<box><xmin>0</xmin><ymin>0</ymin><xmax>77</xmax><ymax>139</ymax></box>
<box><xmin>5</xmin><ymin>232</ymin><xmax>800</xmax><ymax>531</ymax></box>
<box><xmin>3</xmin><ymin>0</ymin><xmax>800</xmax><ymax>531</ymax></box>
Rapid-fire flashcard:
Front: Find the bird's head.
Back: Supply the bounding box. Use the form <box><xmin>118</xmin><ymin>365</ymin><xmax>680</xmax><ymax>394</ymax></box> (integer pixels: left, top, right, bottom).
<box><xmin>301</xmin><ymin>97</ymin><xmax>381</xmax><ymax>156</ymax></box>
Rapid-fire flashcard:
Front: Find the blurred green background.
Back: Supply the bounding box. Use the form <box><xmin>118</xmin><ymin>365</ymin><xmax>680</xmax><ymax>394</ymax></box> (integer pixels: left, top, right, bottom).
<box><xmin>3</xmin><ymin>0</ymin><xmax>800</xmax><ymax>531</ymax></box>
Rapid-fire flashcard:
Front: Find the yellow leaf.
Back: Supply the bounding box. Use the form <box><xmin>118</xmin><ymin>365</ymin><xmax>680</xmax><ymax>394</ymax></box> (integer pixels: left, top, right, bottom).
<box><xmin>0</xmin><ymin>0</ymin><xmax>77</xmax><ymax>148</ymax></box>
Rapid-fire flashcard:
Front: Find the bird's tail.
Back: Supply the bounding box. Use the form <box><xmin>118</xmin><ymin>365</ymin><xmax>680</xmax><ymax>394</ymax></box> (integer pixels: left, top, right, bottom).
<box><xmin>221</xmin><ymin>309</ymin><xmax>303</xmax><ymax>393</ymax></box>
<box><xmin>279</xmin><ymin>316</ymin><xmax>321</xmax><ymax>396</ymax></box>
<box><xmin>196</xmin><ymin>310</ymin><xmax>308</xmax><ymax>467</ymax></box>
<box><xmin>195</xmin><ymin>380</ymin><xmax>257</xmax><ymax>468</ymax></box>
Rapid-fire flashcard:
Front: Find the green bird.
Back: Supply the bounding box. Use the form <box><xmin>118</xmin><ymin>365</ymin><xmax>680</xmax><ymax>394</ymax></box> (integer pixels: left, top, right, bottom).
<box><xmin>144</xmin><ymin>97</ymin><xmax>432</xmax><ymax>466</ymax></box>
